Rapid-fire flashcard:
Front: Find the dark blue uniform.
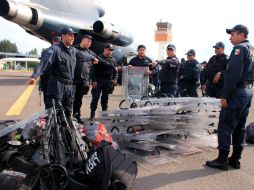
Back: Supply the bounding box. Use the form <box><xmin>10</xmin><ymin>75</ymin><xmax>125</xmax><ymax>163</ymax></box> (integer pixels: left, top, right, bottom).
<box><xmin>159</xmin><ymin>56</ymin><xmax>180</xmax><ymax>97</ymax></box>
<box><xmin>73</xmin><ymin>46</ymin><xmax>96</xmax><ymax>119</ymax></box>
<box><xmin>90</xmin><ymin>54</ymin><xmax>118</xmax><ymax>118</ymax></box>
<box><xmin>33</xmin><ymin>48</ymin><xmax>51</xmax><ymax>109</ymax></box>
<box><xmin>218</xmin><ymin>40</ymin><xmax>254</xmax><ymax>152</ymax></box>
<box><xmin>32</xmin><ymin>42</ymin><xmax>81</xmax><ymax>117</ymax></box>
<box><xmin>201</xmin><ymin>54</ymin><xmax>228</xmax><ymax>98</ymax></box>
<box><xmin>128</xmin><ymin>56</ymin><xmax>152</xmax><ymax>67</ymax></box>
<box><xmin>178</xmin><ymin>60</ymin><xmax>200</xmax><ymax>97</ymax></box>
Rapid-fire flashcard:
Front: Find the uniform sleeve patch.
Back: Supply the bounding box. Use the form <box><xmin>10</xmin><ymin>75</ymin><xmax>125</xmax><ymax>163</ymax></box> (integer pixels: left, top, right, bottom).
<box><xmin>234</xmin><ymin>49</ymin><xmax>241</xmax><ymax>55</ymax></box>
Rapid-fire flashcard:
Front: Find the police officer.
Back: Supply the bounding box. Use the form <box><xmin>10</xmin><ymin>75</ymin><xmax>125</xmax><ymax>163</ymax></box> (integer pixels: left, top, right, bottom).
<box><xmin>178</xmin><ymin>49</ymin><xmax>200</xmax><ymax>97</ymax></box>
<box><xmin>200</xmin><ymin>61</ymin><xmax>208</xmax><ymax>96</ymax></box>
<box><xmin>90</xmin><ymin>44</ymin><xmax>118</xmax><ymax>120</ymax></box>
<box><xmin>206</xmin><ymin>25</ymin><xmax>254</xmax><ymax>170</ymax></box>
<box><xmin>128</xmin><ymin>45</ymin><xmax>157</xmax><ymax>81</ymax></box>
<box><xmin>159</xmin><ymin>44</ymin><xmax>180</xmax><ymax>97</ymax></box>
<box><xmin>28</xmin><ymin>27</ymin><xmax>97</xmax><ymax>118</ymax></box>
<box><xmin>201</xmin><ymin>42</ymin><xmax>228</xmax><ymax>98</ymax></box>
<box><xmin>73</xmin><ymin>34</ymin><xmax>94</xmax><ymax>123</ymax></box>
<box><xmin>32</xmin><ymin>36</ymin><xmax>61</xmax><ymax>109</ymax></box>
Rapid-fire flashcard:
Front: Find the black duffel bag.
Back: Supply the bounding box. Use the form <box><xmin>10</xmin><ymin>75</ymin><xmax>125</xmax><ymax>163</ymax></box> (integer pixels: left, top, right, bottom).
<box><xmin>0</xmin><ymin>170</ymin><xmax>25</xmax><ymax>190</ymax></box>
<box><xmin>85</xmin><ymin>141</ymin><xmax>137</xmax><ymax>190</ymax></box>
<box><xmin>246</xmin><ymin>122</ymin><xmax>254</xmax><ymax>143</ymax></box>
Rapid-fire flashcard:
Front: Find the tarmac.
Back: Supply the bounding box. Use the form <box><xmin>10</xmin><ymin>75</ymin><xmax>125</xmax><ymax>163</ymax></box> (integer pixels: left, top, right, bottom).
<box><xmin>1</xmin><ymin>70</ymin><xmax>254</xmax><ymax>190</ymax></box>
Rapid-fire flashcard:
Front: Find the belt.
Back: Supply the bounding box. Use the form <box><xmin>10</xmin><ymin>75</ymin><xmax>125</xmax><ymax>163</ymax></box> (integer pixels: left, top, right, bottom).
<box><xmin>50</xmin><ymin>76</ymin><xmax>73</xmax><ymax>85</ymax></box>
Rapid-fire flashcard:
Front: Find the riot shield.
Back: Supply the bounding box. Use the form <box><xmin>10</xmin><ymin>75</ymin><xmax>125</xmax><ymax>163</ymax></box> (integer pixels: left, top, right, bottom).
<box><xmin>122</xmin><ymin>66</ymin><xmax>149</xmax><ymax>101</ymax></box>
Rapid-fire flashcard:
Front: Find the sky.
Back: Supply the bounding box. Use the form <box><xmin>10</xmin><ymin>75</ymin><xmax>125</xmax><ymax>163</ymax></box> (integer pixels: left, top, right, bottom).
<box><xmin>0</xmin><ymin>0</ymin><xmax>254</xmax><ymax>62</ymax></box>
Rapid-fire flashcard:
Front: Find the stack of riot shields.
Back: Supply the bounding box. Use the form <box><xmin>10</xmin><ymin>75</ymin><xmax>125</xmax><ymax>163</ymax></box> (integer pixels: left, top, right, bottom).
<box><xmin>99</xmin><ymin>66</ymin><xmax>220</xmax><ymax>168</ymax></box>
<box><xmin>100</xmin><ymin>98</ymin><xmax>220</xmax><ymax>168</ymax></box>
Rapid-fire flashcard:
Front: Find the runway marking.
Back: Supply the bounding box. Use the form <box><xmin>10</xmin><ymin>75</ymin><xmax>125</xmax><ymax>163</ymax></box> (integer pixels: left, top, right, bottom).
<box><xmin>5</xmin><ymin>83</ymin><xmax>37</xmax><ymax>116</ymax></box>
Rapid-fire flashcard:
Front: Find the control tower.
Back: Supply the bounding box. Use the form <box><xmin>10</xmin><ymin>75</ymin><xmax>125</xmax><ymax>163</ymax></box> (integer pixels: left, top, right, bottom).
<box><xmin>155</xmin><ymin>21</ymin><xmax>173</xmax><ymax>59</ymax></box>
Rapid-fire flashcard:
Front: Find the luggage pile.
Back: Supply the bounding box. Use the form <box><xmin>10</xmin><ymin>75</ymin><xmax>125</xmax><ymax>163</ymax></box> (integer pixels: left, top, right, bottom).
<box><xmin>0</xmin><ymin>100</ymin><xmax>137</xmax><ymax>190</ymax></box>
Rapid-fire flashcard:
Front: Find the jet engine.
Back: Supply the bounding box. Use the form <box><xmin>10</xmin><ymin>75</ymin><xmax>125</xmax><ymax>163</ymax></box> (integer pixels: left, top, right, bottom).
<box><xmin>93</xmin><ymin>20</ymin><xmax>133</xmax><ymax>47</ymax></box>
<box><xmin>0</xmin><ymin>0</ymin><xmax>43</xmax><ymax>30</ymax></box>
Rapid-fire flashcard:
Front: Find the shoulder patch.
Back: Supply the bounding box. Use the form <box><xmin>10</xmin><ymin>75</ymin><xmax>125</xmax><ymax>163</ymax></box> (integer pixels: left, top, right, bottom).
<box><xmin>234</xmin><ymin>49</ymin><xmax>241</xmax><ymax>55</ymax></box>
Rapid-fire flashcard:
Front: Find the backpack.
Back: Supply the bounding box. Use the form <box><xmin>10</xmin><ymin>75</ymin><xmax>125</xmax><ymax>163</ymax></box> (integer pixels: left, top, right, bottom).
<box><xmin>84</xmin><ymin>122</ymin><xmax>113</xmax><ymax>147</ymax></box>
<box><xmin>246</xmin><ymin>122</ymin><xmax>254</xmax><ymax>143</ymax></box>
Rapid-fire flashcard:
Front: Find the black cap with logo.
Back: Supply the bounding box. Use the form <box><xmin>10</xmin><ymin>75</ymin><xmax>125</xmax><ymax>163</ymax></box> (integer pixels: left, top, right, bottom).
<box><xmin>82</xmin><ymin>34</ymin><xmax>93</xmax><ymax>40</ymax></box>
<box><xmin>60</xmin><ymin>27</ymin><xmax>77</xmax><ymax>35</ymax></box>
<box><xmin>226</xmin><ymin>24</ymin><xmax>249</xmax><ymax>36</ymax></box>
<box><xmin>213</xmin><ymin>42</ymin><xmax>225</xmax><ymax>49</ymax></box>
<box><xmin>167</xmin><ymin>44</ymin><xmax>176</xmax><ymax>51</ymax></box>
<box><xmin>185</xmin><ymin>49</ymin><xmax>196</xmax><ymax>56</ymax></box>
<box><xmin>104</xmin><ymin>44</ymin><xmax>114</xmax><ymax>50</ymax></box>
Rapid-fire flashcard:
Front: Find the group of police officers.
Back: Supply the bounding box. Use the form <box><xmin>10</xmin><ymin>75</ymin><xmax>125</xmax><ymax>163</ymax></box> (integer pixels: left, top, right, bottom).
<box><xmin>28</xmin><ymin>28</ymin><xmax>118</xmax><ymax>123</ymax></box>
<box><xmin>28</xmin><ymin>24</ymin><xmax>254</xmax><ymax>171</ymax></box>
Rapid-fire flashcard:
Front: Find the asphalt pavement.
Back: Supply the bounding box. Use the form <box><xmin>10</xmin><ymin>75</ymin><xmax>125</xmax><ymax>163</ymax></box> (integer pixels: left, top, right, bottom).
<box><xmin>1</xmin><ymin>70</ymin><xmax>254</xmax><ymax>190</ymax></box>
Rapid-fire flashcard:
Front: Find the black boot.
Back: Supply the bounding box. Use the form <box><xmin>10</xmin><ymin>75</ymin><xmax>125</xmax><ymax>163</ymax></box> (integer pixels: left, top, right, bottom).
<box><xmin>228</xmin><ymin>148</ymin><xmax>242</xmax><ymax>169</ymax></box>
<box><xmin>73</xmin><ymin>113</ymin><xmax>83</xmax><ymax>124</ymax></box>
<box><xmin>206</xmin><ymin>149</ymin><xmax>229</xmax><ymax>171</ymax></box>
<box><xmin>90</xmin><ymin>110</ymin><xmax>95</xmax><ymax>121</ymax></box>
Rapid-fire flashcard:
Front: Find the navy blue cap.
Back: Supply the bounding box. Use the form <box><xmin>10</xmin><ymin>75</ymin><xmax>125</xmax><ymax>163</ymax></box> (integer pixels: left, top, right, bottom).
<box><xmin>186</xmin><ymin>49</ymin><xmax>196</xmax><ymax>56</ymax></box>
<box><xmin>60</xmin><ymin>27</ymin><xmax>76</xmax><ymax>35</ymax></box>
<box><xmin>52</xmin><ymin>36</ymin><xmax>61</xmax><ymax>42</ymax></box>
<box><xmin>104</xmin><ymin>44</ymin><xmax>114</xmax><ymax>50</ymax></box>
<box><xmin>213</xmin><ymin>42</ymin><xmax>225</xmax><ymax>49</ymax></box>
<box><xmin>226</xmin><ymin>24</ymin><xmax>249</xmax><ymax>36</ymax></box>
<box><xmin>82</xmin><ymin>34</ymin><xmax>93</xmax><ymax>40</ymax></box>
<box><xmin>167</xmin><ymin>44</ymin><xmax>176</xmax><ymax>51</ymax></box>
<box><xmin>137</xmin><ymin>45</ymin><xmax>146</xmax><ymax>50</ymax></box>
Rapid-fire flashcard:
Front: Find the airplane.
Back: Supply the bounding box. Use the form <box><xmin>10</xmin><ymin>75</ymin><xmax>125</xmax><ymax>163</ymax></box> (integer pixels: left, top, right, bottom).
<box><xmin>0</xmin><ymin>0</ymin><xmax>137</xmax><ymax>63</ymax></box>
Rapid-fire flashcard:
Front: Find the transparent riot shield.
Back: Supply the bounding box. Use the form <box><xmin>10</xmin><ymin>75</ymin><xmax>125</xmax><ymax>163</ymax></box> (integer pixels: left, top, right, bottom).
<box><xmin>122</xmin><ymin>66</ymin><xmax>149</xmax><ymax>101</ymax></box>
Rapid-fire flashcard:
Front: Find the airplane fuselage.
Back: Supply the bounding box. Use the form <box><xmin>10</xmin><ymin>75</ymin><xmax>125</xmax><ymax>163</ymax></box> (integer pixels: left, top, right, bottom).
<box><xmin>0</xmin><ymin>0</ymin><xmax>136</xmax><ymax>62</ymax></box>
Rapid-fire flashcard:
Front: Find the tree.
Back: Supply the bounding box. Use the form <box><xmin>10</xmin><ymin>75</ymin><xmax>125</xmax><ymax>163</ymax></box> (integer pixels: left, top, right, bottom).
<box><xmin>0</xmin><ymin>39</ymin><xmax>18</xmax><ymax>53</ymax></box>
<box><xmin>28</xmin><ymin>48</ymin><xmax>38</xmax><ymax>55</ymax></box>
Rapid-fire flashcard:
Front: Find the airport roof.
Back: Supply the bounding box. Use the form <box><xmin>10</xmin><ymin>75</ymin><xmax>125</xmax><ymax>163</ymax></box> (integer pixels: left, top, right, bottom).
<box><xmin>0</xmin><ymin>52</ymin><xmax>40</xmax><ymax>58</ymax></box>
<box><xmin>0</xmin><ymin>57</ymin><xmax>40</xmax><ymax>63</ymax></box>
